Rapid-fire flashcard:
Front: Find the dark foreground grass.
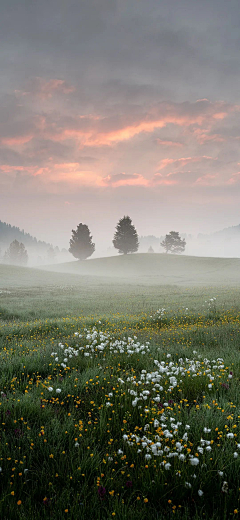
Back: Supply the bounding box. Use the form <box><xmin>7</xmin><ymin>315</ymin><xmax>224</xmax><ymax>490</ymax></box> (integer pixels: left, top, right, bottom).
<box><xmin>0</xmin><ymin>300</ymin><xmax>240</xmax><ymax>520</ymax></box>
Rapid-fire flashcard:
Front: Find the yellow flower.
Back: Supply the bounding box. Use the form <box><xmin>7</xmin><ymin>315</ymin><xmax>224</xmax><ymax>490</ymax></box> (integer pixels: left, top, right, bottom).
<box><xmin>11</xmin><ymin>491</ymin><xmax>15</xmax><ymax>496</ymax></box>
<box><xmin>144</xmin><ymin>498</ymin><xmax>148</xmax><ymax>503</ymax></box>
<box><xmin>49</xmin><ymin>454</ymin><xmax>54</xmax><ymax>458</ymax></box>
<box><xmin>17</xmin><ymin>500</ymin><xmax>21</xmax><ymax>505</ymax></box>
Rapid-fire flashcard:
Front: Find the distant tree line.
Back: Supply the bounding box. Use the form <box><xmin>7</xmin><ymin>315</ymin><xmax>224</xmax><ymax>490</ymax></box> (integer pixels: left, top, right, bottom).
<box><xmin>69</xmin><ymin>216</ymin><xmax>186</xmax><ymax>260</ymax></box>
<box><xmin>0</xmin><ymin>217</ymin><xmax>187</xmax><ymax>266</ymax></box>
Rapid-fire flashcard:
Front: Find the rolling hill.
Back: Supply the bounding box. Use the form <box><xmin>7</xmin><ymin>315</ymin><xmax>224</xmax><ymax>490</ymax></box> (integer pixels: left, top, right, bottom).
<box><xmin>39</xmin><ymin>253</ymin><xmax>240</xmax><ymax>285</ymax></box>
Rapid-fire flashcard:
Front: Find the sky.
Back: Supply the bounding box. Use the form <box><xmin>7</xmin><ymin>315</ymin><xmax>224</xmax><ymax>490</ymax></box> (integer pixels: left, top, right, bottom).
<box><xmin>1</xmin><ymin>0</ymin><xmax>240</xmax><ymax>251</ymax></box>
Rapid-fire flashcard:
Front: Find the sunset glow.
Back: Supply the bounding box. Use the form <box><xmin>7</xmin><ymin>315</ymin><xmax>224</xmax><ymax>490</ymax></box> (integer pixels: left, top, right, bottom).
<box><xmin>0</xmin><ymin>0</ymin><xmax>240</xmax><ymax>248</ymax></box>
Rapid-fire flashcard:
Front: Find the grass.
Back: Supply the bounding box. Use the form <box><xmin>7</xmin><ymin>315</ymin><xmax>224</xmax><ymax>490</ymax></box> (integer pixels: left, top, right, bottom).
<box><xmin>1</xmin><ymin>259</ymin><xmax>240</xmax><ymax>519</ymax></box>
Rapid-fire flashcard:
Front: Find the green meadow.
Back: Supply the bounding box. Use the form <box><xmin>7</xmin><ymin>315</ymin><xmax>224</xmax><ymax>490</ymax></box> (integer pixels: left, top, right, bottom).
<box><xmin>1</xmin><ymin>254</ymin><xmax>240</xmax><ymax>519</ymax></box>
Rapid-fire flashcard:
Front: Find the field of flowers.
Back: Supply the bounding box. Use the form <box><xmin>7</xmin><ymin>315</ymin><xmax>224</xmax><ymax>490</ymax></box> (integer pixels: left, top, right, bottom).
<box><xmin>1</xmin><ymin>298</ymin><xmax>240</xmax><ymax>519</ymax></box>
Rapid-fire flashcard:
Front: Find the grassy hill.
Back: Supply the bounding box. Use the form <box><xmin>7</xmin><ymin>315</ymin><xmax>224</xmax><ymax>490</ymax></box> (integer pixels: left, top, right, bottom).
<box><xmin>1</xmin><ymin>255</ymin><xmax>240</xmax><ymax>320</ymax></box>
<box><xmin>40</xmin><ymin>253</ymin><xmax>240</xmax><ymax>285</ymax></box>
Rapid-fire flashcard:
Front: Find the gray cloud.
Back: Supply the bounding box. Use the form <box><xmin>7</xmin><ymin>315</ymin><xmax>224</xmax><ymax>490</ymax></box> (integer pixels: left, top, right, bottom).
<box><xmin>1</xmin><ymin>0</ymin><xmax>240</xmax><ymax>246</ymax></box>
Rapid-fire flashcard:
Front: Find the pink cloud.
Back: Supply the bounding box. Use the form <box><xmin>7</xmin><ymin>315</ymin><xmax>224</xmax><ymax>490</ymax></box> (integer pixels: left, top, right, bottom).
<box><xmin>156</xmin><ymin>139</ymin><xmax>183</xmax><ymax>147</ymax></box>
<box><xmin>43</xmin><ymin>100</ymin><xmax>238</xmax><ymax>148</ymax></box>
<box><xmin>101</xmin><ymin>172</ymin><xmax>149</xmax><ymax>187</ymax></box>
<box><xmin>15</xmin><ymin>78</ymin><xmax>75</xmax><ymax>100</ymax></box>
<box><xmin>227</xmin><ymin>172</ymin><xmax>240</xmax><ymax>185</ymax></box>
<box><xmin>195</xmin><ymin>174</ymin><xmax>218</xmax><ymax>185</ymax></box>
<box><xmin>152</xmin><ymin>173</ymin><xmax>178</xmax><ymax>185</ymax></box>
<box><xmin>157</xmin><ymin>156</ymin><xmax>215</xmax><ymax>171</ymax></box>
<box><xmin>1</xmin><ymin>135</ymin><xmax>33</xmax><ymax>146</ymax></box>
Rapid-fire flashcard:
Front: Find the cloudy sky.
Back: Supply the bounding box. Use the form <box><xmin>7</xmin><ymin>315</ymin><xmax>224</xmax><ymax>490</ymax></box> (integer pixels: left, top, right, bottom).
<box><xmin>1</xmin><ymin>0</ymin><xmax>240</xmax><ymax>249</ymax></box>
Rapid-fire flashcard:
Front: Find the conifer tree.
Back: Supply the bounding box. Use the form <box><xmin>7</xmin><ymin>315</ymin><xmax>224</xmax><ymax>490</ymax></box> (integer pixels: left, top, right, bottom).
<box><xmin>113</xmin><ymin>216</ymin><xmax>139</xmax><ymax>254</ymax></box>
<box><xmin>69</xmin><ymin>223</ymin><xmax>95</xmax><ymax>260</ymax></box>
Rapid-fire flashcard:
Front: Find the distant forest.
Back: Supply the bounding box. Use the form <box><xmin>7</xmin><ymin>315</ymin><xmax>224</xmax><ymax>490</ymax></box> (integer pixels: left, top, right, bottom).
<box><xmin>0</xmin><ymin>220</ymin><xmax>52</xmax><ymax>251</ymax></box>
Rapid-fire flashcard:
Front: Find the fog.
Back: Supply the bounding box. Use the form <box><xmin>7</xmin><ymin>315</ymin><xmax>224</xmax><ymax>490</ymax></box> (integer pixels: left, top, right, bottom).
<box><xmin>1</xmin><ymin>223</ymin><xmax>240</xmax><ymax>270</ymax></box>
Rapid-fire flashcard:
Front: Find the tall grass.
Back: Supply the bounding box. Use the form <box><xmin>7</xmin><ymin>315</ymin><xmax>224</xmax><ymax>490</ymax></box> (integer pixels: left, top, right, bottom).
<box><xmin>0</xmin><ymin>298</ymin><xmax>240</xmax><ymax>519</ymax></box>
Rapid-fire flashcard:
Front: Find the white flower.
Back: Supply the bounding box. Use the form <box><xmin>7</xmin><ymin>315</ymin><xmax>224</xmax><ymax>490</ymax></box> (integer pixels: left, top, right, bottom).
<box><xmin>56</xmin><ymin>388</ymin><xmax>61</xmax><ymax>393</ymax></box>
<box><xmin>208</xmin><ymin>384</ymin><xmax>212</xmax><ymax>389</ymax></box>
<box><xmin>123</xmin><ymin>435</ymin><xmax>128</xmax><ymax>441</ymax></box>
<box><xmin>222</xmin><ymin>481</ymin><xmax>228</xmax><ymax>493</ymax></box>
<box><xmin>24</xmin><ymin>469</ymin><xmax>28</xmax><ymax>474</ymax></box>
<box><xmin>234</xmin><ymin>452</ymin><xmax>238</xmax><ymax>458</ymax></box>
<box><xmin>189</xmin><ymin>458</ymin><xmax>199</xmax><ymax>466</ymax></box>
<box><xmin>218</xmin><ymin>471</ymin><xmax>223</xmax><ymax>476</ymax></box>
<box><xmin>203</xmin><ymin>427</ymin><xmax>211</xmax><ymax>433</ymax></box>
<box><xmin>227</xmin><ymin>433</ymin><xmax>234</xmax><ymax>439</ymax></box>
<box><xmin>198</xmin><ymin>490</ymin><xmax>204</xmax><ymax>497</ymax></box>
<box><xmin>164</xmin><ymin>463</ymin><xmax>171</xmax><ymax>470</ymax></box>
<box><xmin>185</xmin><ymin>482</ymin><xmax>192</xmax><ymax>488</ymax></box>
<box><xmin>185</xmin><ymin>425</ymin><xmax>190</xmax><ymax>430</ymax></box>
<box><xmin>75</xmin><ymin>442</ymin><xmax>79</xmax><ymax>447</ymax></box>
<box><xmin>0</xmin><ymin>467</ymin><xmax>2</xmax><ymax>472</ymax></box>
<box><xmin>48</xmin><ymin>387</ymin><xmax>53</xmax><ymax>392</ymax></box>
<box><xmin>145</xmin><ymin>454</ymin><xmax>152</xmax><ymax>460</ymax></box>
<box><xmin>117</xmin><ymin>449</ymin><xmax>123</xmax><ymax>455</ymax></box>
<box><xmin>179</xmin><ymin>454</ymin><xmax>185</xmax><ymax>461</ymax></box>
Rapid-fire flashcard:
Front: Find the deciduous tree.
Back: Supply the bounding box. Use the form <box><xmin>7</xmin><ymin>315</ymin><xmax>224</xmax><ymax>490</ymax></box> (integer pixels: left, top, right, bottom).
<box><xmin>161</xmin><ymin>231</ymin><xmax>186</xmax><ymax>254</ymax></box>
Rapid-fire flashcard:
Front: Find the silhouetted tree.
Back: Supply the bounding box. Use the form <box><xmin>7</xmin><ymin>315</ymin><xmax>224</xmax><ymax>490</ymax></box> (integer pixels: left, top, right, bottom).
<box><xmin>113</xmin><ymin>216</ymin><xmax>139</xmax><ymax>254</ymax></box>
<box><xmin>4</xmin><ymin>240</ymin><xmax>28</xmax><ymax>265</ymax></box>
<box><xmin>69</xmin><ymin>223</ymin><xmax>95</xmax><ymax>260</ymax></box>
<box><xmin>161</xmin><ymin>231</ymin><xmax>186</xmax><ymax>254</ymax></box>
<box><xmin>148</xmin><ymin>246</ymin><xmax>155</xmax><ymax>253</ymax></box>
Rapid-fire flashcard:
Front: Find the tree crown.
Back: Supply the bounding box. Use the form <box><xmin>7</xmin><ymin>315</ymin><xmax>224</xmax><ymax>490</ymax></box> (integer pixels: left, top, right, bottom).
<box><xmin>69</xmin><ymin>223</ymin><xmax>95</xmax><ymax>260</ymax></box>
<box><xmin>161</xmin><ymin>231</ymin><xmax>186</xmax><ymax>254</ymax></box>
<box><xmin>113</xmin><ymin>215</ymin><xmax>139</xmax><ymax>255</ymax></box>
<box><xmin>4</xmin><ymin>240</ymin><xmax>28</xmax><ymax>265</ymax></box>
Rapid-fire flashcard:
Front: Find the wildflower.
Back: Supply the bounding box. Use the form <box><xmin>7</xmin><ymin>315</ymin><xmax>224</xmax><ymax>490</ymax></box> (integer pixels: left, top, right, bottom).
<box><xmin>222</xmin><ymin>481</ymin><xmax>228</xmax><ymax>493</ymax></box>
<box><xmin>48</xmin><ymin>387</ymin><xmax>53</xmax><ymax>392</ymax></box>
<box><xmin>56</xmin><ymin>388</ymin><xmax>61</xmax><ymax>393</ymax></box>
<box><xmin>227</xmin><ymin>433</ymin><xmax>234</xmax><ymax>439</ymax></box>
<box><xmin>218</xmin><ymin>471</ymin><xmax>223</xmax><ymax>476</ymax></box>
<box><xmin>189</xmin><ymin>458</ymin><xmax>199</xmax><ymax>466</ymax></box>
<box><xmin>17</xmin><ymin>500</ymin><xmax>22</xmax><ymax>505</ymax></box>
<box><xmin>233</xmin><ymin>452</ymin><xmax>238</xmax><ymax>458</ymax></box>
<box><xmin>165</xmin><ymin>463</ymin><xmax>171</xmax><ymax>470</ymax></box>
<box><xmin>144</xmin><ymin>498</ymin><xmax>148</xmax><ymax>503</ymax></box>
<box><xmin>198</xmin><ymin>490</ymin><xmax>204</xmax><ymax>497</ymax></box>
